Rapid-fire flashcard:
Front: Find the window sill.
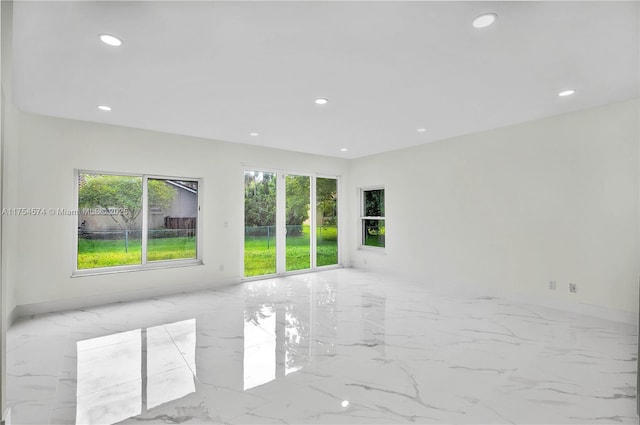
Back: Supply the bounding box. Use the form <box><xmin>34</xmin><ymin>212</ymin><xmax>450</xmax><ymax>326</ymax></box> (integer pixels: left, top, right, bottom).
<box><xmin>72</xmin><ymin>259</ymin><xmax>203</xmax><ymax>277</ymax></box>
<box><xmin>358</xmin><ymin>245</ymin><xmax>386</xmax><ymax>253</ymax></box>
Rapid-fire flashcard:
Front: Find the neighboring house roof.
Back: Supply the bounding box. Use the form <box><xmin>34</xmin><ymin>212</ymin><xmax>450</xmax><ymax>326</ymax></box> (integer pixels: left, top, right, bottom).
<box><xmin>166</xmin><ymin>180</ymin><xmax>197</xmax><ymax>194</ymax></box>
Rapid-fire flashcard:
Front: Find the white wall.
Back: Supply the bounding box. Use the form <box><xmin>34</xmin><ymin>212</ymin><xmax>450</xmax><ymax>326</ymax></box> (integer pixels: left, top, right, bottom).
<box><xmin>7</xmin><ymin>111</ymin><xmax>349</xmax><ymax>312</ymax></box>
<box><xmin>1</xmin><ymin>0</ymin><xmax>13</xmax><ymax>418</ymax></box>
<box><xmin>349</xmin><ymin>98</ymin><xmax>640</xmax><ymax>314</ymax></box>
<box><xmin>0</xmin><ymin>1</ymin><xmax>5</xmax><ymax>417</ymax></box>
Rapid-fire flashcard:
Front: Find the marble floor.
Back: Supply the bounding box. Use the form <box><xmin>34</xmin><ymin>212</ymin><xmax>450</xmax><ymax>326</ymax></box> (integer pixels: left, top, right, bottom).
<box><xmin>6</xmin><ymin>269</ymin><xmax>639</xmax><ymax>424</ymax></box>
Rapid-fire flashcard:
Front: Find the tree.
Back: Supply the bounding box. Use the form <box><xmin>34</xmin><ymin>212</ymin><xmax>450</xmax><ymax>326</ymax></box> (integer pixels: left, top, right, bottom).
<box><xmin>244</xmin><ymin>172</ymin><xmax>276</xmax><ymax>227</ymax></box>
<box><xmin>364</xmin><ymin>189</ymin><xmax>384</xmax><ymax>217</ymax></box>
<box><xmin>148</xmin><ymin>179</ymin><xmax>178</xmax><ymax>211</ymax></box>
<box><xmin>245</xmin><ymin>174</ymin><xmax>335</xmax><ymax>235</ymax></box>
<box><xmin>316</xmin><ymin>178</ymin><xmax>337</xmax><ymax>225</ymax></box>
<box><xmin>79</xmin><ymin>174</ymin><xmax>176</xmax><ymax>231</ymax></box>
<box><xmin>285</xmin><ymin>175</ymin><xmax>310</xmax><ymax>228</ymax></box>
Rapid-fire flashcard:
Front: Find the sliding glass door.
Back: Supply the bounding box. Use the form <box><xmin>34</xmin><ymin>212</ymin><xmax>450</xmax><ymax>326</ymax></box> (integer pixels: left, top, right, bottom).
<box><xmin>285</xmin><ymin>175</ymin><xmax>311</xmax><ymax>272</ymax></box>
<box><xmin>244</xmin><ymin>171</ymin><xmax>277</xmax><ymax>277</ymax></box>
<box><xmin>316</xmin><ymin>178</ymin><xmax>338</xmax><ymax>267</ymax></box>
<box><xmin>244</xmin><ymin>171</ymin><xmax>338</xmax><ymax>278</ymax></box>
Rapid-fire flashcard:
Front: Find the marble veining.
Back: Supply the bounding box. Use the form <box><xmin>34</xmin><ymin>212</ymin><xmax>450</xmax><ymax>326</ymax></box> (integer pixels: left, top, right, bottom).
<box><xmin>6</xmin><ymin>269</ymin><xmax>638</xmax><ymax>424</ymax></box>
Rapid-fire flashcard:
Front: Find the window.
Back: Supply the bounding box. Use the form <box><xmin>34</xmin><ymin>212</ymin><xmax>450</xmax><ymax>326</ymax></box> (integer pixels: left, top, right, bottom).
<box><xmin>76</xmin><ymin>171</ymin><xmax>200</xmax><ymax>273</ymax></box>
<box><xmin>361</xmin><ymin>188</ymin><xmax>385</xmax><ymax>248</ymax></box>
<box><xmin>146</xmin><ymin>179</ymin><xmax>198</xmax><ymax>262</ymax></box>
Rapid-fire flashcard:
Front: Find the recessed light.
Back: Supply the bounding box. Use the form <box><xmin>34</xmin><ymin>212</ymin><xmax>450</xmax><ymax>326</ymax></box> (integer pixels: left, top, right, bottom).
<box><xmin>472</xmin><ymin>13</ymin><xmax>497</xmax><ymax>29</ymax></box>
<box><xmin>315</xmin><ymin>98</ymin><xmax>328</xmax><ymax>105</ymax></box>
<box><xmin>340</xmin><ymin>148</ymin><xmax>348</xmax><ymax>152</ymax></box>
<box><xmin>249</xmin><ymin>132</ymin><xmax>259</xmax><ymax>136</ymax></box>
<box><xmin>417</xmin><ymin>128</ymin><xmax>427</xmax><ymax>133</ymax></box>
<box><xmin>341</xmin><ymin>400</ymin><xmax>350</xmax><ymax>408</ymax></box>
<box><xmin>97</xmin><ymin>105</ymin><xmax>111</xmax><ymax>111</ymax></box>
<box><xmin>99</xmin><ymin>33</ymin><xmax>123</xmax><ymax>47</ymax></box>
<box><xmin>558</xmin><ymin>89</ymin><xmax>576</xmax><ymax>97</ymax></box>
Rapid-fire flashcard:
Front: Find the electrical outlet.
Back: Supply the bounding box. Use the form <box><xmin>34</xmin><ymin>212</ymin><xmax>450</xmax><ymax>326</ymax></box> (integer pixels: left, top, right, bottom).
<box><xmin>549</xmin><ymin>280</ymin><xmax>557</xmax><ymax>290</ymax></box>
<box><xmin>569</xmin><ymin>283</ymin><xmax>577</xmax><ymax>293</ymax></box>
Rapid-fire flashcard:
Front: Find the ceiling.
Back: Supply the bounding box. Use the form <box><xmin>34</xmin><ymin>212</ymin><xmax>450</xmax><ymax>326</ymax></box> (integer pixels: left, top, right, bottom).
<box><xmin>11</xmin><ymin>1</ymin><xmax>640</xmax><ymax>159</ymax></box>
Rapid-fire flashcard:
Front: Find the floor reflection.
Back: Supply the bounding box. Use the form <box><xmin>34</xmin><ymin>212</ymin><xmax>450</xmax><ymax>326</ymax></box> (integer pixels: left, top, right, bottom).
<box><xmin>243</xmin><ymin>303</ymin><xmax>276</xmax><ymax>390</ymax></box>
<box><xmin>76</xmin><ymin>319</ymin><xmax>196</xmax><ymax>425</ymax></box>
<box><xmin>243</xmin><ymin>279</ymin><xmax>340</xmax><ymax>390</ymax></box>
<box><xmin>146</xmin><ymin>319</ymin><xmax>197</xmax><ymax>409</ymax></box>
<box><xmin>312</xmin><ymin>282</ymin><xmax>338</xmax><ymax>358</ymax></box>
<box><xmin>76</xmin><ymin>329</ymin><xmax>142</xmax><ymax>425</ymax></box>
<box><xmin>284</xmin><ymin>283</ymin><xmax>311</xmax><ymax>376</ymax></box>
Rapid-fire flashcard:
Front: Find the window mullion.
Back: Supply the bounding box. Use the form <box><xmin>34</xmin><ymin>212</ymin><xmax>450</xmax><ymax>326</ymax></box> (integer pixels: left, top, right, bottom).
<box><xmin>310</xmin><ymin>177</ymin><xmax>317</xmax><ymax>269</ymax></box>
<box><xmin>276</xmin><ymin>173</ymin><xmax>286</xmax><ymax>273</ymax></box>
<box><xmin>141</xmin><ymin>176</ymin><xmax>149</xmax><ymax>265</ymax></box>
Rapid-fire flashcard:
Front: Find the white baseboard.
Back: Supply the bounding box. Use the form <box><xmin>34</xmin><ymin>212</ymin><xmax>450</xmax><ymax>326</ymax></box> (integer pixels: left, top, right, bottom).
<box><xmin>2</xmin><ymin>407</ymin><xmax>11</xmax><ymax>425</ymax></box>
<box><xmin>486</xmin><ymin>287</ymin><xmax>638</xmax><ymax>325</ymax></box>
<box><xmin>355</xmin><ymin>267</ymin><xmax>639</xmax><ymax>326</ymax></box>
<box><xmin>14</xmin><ymin>277</ymin><xmax>241</xmax><ymax>319</ymax></box>
<box><xmin>6</xmin><ymin>307</ymin><xmax>17</xmax><ymax>328</ymax></box>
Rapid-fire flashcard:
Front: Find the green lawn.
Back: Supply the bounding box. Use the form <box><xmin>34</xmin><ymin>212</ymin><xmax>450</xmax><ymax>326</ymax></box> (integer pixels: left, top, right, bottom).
<box><xmin>363</xmin><ymin>221</ymin><xmax>385</xmax><ymax>248</ymax></box>
<box><xmin>244</xmin><ymin>237</ymin><xmax>277</xmax><ymax>276</ymax></box>
<box><xmin>317</xmin><ymin>226</ymin><xmax>339</xmax><ymax>266</ymax></box>
<box><xmin>364</xmin><ymin>233</ymin><xmax>385</xmax><ymax>247</ymax></box>
<box><xmin>78</xmin><ymin>226</ymin><xmax>337</xmax><ymax>274</ymax></box>
<box><xmin>244</xmin><ymin>225</ymin><xmax>338</xmax><ymax>277</ymax></box>
<box><xmin>78</xmin><ymin>236</ymin><xmax>196</xmax><ymax>269</ymax></box>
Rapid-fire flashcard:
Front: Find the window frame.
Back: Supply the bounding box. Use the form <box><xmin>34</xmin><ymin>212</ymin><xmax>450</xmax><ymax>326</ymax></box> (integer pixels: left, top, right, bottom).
<box><xmin>73</xmin><ymin>170</ymin><xmax>203</xmax><ymax>276</ymax></box>
<box><xmin>360</xmin><ymin>186</ymin><xmax>385</xmax><ymax>249</ymax></box>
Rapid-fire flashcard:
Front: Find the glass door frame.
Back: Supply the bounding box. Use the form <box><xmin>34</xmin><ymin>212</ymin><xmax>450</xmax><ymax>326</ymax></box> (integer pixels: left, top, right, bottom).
<box><xmin>242</xmin><ymin>167</ymin><xmax>340</xmax><ymax>279</ymax></box>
